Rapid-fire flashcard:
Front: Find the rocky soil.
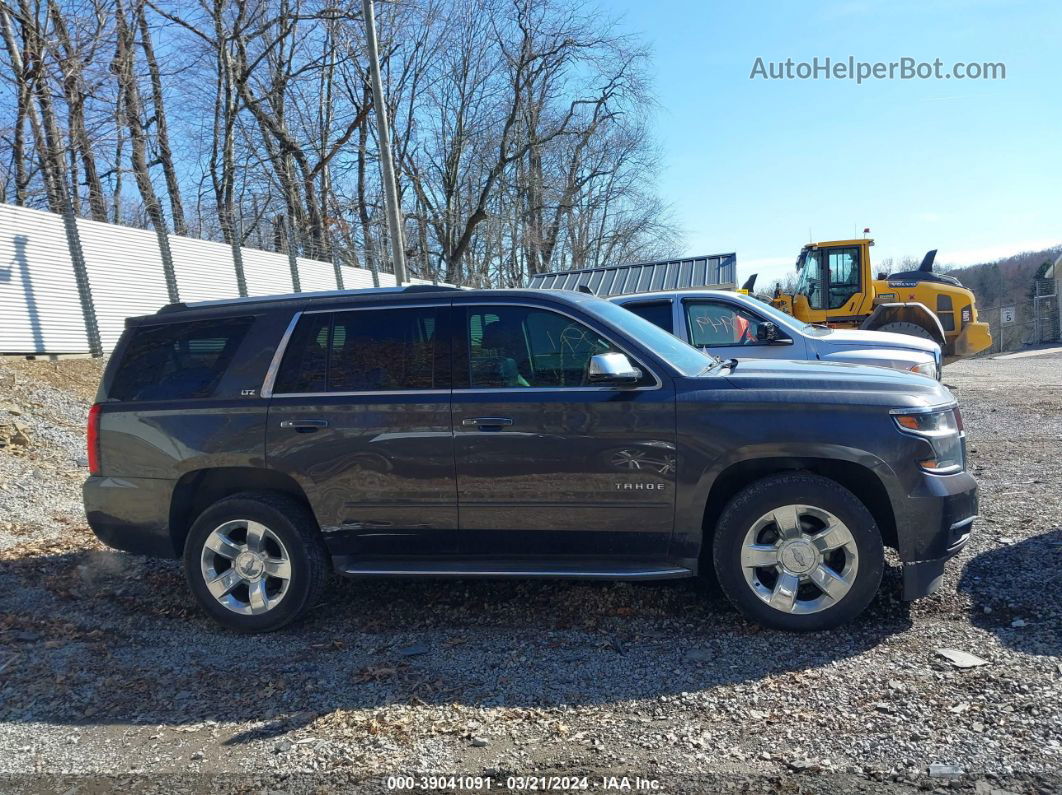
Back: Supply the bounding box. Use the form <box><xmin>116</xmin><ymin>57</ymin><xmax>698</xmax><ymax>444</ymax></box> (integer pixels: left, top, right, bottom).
<box><xmin>0</xmin><ymin>353</ymin><xmax>1058</xmax><ymax>794</ymax></box>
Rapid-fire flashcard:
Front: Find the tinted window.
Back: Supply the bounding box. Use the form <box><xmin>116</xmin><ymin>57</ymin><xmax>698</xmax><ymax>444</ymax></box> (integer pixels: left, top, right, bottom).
<box><xmin>274</xmin><ymin>314</ymin><xmax>330</xmax><ymax>393</ymax></box>
<box><xmin>109</xmin><ymin>317</ymin><xmax>253</xmax><ymax>401</ymax></box>
<box><xmin>274</xmin><ymin>307</ymin><xmax>447</xmax><ymax>393</ymax></box>
<box><xmin>465</xmin><ymin>306</ymin><xmax>650</xmax><ymax>388</ymax></box>
<box><xmin>622</xmin><ymin>301</ymin><xmax>673</xmax><ymax>332</ymax></box>
<box><xmin>686</xmin><ymin>301</ymin><xmax>779</xmax><ymax>347</ymax></box>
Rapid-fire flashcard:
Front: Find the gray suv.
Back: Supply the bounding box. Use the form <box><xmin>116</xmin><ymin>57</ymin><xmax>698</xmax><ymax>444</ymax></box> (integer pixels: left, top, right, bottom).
<box><xmin>84</xmin><ymin>286</ymin><xmax>976</xmax><ymax>632</ymax></box>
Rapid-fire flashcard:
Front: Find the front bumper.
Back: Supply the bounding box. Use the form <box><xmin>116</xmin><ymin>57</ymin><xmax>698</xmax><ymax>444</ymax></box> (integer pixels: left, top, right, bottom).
<box><xmin>896</xmin><ymin>470</ymin><xmax>978</xmax><ymax>599</ymax></box>
<box><xmin>901</xmin><ymin>515</ymin><xmax>974</xmax><ymax>599</ymax></box>
<box><xmin>83</xmin><ymin>475</ymin><xmax>179</xmax><ymax>558</ymax></box>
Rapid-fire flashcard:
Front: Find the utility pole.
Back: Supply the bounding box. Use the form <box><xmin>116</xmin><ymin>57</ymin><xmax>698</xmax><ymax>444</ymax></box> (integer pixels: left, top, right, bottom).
<box><xmin>361</xmin><ymin>0</ymin><xmax>407</xmax><ymax>286</ymax></box>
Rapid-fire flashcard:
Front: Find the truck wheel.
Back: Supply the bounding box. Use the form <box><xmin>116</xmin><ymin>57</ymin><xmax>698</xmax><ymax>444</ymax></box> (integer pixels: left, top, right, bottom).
<box><xmin>875</xmin><ymin>321</ymin><xmax>934</xmax><ymax>340</ymax></box>
<box><xmin>183</xmin><ymin>491</ymin><xmax>329</xmax><ymax>632</ymax></box>
<box><xmin>712</xmin><ymin>472</ymin><xmax>884</xmax><ymax>631</ymax></box>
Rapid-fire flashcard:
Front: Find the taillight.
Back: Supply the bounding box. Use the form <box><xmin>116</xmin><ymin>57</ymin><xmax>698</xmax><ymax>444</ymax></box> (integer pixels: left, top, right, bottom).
<box><xmin>87</xmin><ymin>403</ymin><xmax>102</xmax><ymax>475</ymax></box>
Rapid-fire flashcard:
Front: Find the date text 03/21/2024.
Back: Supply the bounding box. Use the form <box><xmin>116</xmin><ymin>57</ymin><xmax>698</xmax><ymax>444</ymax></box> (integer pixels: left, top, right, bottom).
<box><xmin>384</xmin><ymin>775</ymin><xmax>662</xmax><ymax>791</ymax></box>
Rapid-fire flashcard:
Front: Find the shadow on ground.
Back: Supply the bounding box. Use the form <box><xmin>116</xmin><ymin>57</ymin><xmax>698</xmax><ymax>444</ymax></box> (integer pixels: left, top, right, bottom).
<box><xmin>957</xmin><ymin>527</ymin><xmax>1061</xmax><ymax>657</ymax></box>
<box><xmin>0</xmin><ymin>543</ymin><xmax>912</xmax><ymax>738</ymax></box>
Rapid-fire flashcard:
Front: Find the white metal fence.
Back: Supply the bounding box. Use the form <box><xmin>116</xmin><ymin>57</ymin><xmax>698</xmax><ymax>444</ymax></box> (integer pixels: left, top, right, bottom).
<box><xmin>0</xmin><ymin>203</ymin><xmax>428</xmax><ymax>355</ymax></box>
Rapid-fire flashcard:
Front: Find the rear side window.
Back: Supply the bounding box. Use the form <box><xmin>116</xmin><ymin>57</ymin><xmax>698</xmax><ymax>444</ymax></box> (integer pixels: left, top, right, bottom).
<box><xmin>621</xmin><ymin>301</ymin><xmax>673</xmax><ymax>332</ymax></box>
<box><xmin>109</xmin><ymin>317</ymin><xmax>253</xmax><ymax>401</ymax></box>
<box><xmin>274</xmin><ymin>307</ymin><xmax>449</xmax><ymax>393</ymax></box>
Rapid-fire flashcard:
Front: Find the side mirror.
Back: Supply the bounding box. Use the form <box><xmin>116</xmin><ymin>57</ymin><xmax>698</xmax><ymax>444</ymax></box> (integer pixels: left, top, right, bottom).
<box><xmin>588</xmin><ymin>352</ymin><xmax>641</xmax><ymax>384</ymax></box>
<box><xmin>756</xmin><ymin>321</ymin><xmax>779</xmax><ymax>342</ymax></box>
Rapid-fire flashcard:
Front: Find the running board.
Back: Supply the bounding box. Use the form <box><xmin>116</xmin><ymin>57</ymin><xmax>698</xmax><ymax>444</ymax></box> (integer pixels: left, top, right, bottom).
<box><xmin>333</xmin><ymin>558</ymin><xmax>694</xmax><ymax>581</ymax></box>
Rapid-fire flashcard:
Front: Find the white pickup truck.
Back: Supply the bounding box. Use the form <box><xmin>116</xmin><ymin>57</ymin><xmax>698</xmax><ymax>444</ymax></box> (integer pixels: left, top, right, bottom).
<box><xmin>611</xmin><ymin>289</ymin><xmax>943</xmax><ymax>380</ymax></box>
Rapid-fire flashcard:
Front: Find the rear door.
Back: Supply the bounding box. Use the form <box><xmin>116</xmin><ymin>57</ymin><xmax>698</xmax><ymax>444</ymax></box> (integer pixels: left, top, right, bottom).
<box><xmin>265</xmin><ymin>303</ymin><xmax>457</xmax><ymax>556</ymax></box>
<box><xmin>682</xmin><ymin>297</ymin><xmax>808</xmax><ymax>360</ymax></box>
<box><xmin>451</xmin><ymin>300</ymin><xmax>677</xmax><ymax>559</ymax></box>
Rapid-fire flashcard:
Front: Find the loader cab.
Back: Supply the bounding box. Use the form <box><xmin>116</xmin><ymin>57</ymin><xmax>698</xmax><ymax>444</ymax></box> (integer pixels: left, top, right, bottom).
<box><xmin>790</xmin><ymin>240</ymin><xmax>874</xmax><ymax>321</ymax></box>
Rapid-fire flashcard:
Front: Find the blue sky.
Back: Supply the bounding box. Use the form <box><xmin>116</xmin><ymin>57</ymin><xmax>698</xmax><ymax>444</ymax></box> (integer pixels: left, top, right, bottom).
<box><xmin>609</xmin><ymin>0</ymin><xmax>1062</xmax><ymax>285</ymax></box>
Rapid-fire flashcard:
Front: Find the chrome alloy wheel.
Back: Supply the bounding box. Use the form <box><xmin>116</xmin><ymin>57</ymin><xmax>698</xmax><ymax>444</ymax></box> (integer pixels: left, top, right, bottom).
<box><xmin>740</xmin><ymin>504</ymin><xmax>859</xmax><ymax>615</ymax></box>
<box><xmin>200</xmin><ymin>520</ymin><xmax>292</xmax><ymax>615</ymax></box>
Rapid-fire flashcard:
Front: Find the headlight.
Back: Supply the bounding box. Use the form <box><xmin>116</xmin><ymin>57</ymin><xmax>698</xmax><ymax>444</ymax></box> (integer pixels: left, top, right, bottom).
<box><xmin>892</xmin><ymin>407</ymin><xmax>965</xmax><ymax>474</ymax></box>
<box><xmin>909</xmin><ymin>361</ymin><xmax>938</xmax><ymax>379</ymax></box>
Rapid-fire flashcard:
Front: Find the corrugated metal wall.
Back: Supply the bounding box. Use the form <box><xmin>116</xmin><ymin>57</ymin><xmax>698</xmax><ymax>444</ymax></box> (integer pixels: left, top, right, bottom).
<box><xmin>0</xmin><ymin>203</ymin><xmax>431</xmax><ymax>355</ymax></box>
<box><xmin>0</xmin><ymin>205</ymin><xmax>88</xmax><ymax>353</ymax></box>
<box><xmin>527</xmin><ymin>253</ymin><xmax>738</xmax><ymax>296</ymax></box>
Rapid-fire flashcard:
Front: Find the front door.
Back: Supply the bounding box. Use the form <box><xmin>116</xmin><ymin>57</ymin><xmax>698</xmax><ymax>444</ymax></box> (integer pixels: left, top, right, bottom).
<box><xmin>266</xmin><ymin>303</ymin><xmax>457</xmax><ymax>557</ymax></box>
<box><xmin>451</xmin><ymin>301</ymin><xmax>676</xmax><ymax>559</ymax></box>
<box><xmin>822</xmin><ymin>246</ymin><xmax>864</xmax><ymax>319</ymax></box>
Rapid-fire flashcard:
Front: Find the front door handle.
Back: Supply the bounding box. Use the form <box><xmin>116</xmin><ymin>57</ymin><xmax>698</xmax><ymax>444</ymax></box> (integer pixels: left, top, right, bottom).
<box><xmin>280</xmin><ymin>419</ymin><xmax>329</xmax><ymax>432</ymax></box>
<box><xmin>462</xmin><ymin>417</ymin><xmax>513</xmax><ymax>427</ymax></box>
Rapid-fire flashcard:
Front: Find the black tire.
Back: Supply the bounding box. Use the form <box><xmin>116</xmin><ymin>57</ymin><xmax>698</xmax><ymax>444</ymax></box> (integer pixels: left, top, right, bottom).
<box><xmin>183</xmin><ymin>491</ymin><xmax>329</xmax><ymax>632</ymax></box>
<box><xmin>712</xmin><ymin>472</ymin><xmax>884</xmax><ymax>631</ymax></box>
<box><xmin>875</xmin><ymin>321</ymin><xmax>935</xmax><ymax>341</ymax></box>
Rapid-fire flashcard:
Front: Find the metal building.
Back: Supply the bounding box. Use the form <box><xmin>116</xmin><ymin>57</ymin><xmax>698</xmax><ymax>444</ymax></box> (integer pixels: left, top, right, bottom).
<box><xmin>527</xmin><ymin>253</ymin><xmax>737</xmax><ymax>297</ymax></box>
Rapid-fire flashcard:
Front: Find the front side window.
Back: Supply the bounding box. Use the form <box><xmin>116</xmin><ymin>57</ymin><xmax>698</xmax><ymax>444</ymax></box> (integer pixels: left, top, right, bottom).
<box><xmin>274</xmin><ymin>307</ymin><xmax>447</xmax><ymax>393</ymax></box>
<box><xmin>109</xmin><ymin>316</ymin><xmax>253</xmax><ymax>401</ymax></box>
<box><xmin>465</xmin><ymin>306</ymin><xmax>649</xmax><ymax>388</ymax></box>
<box><xmin>685</xmin><ymin>301</ymin><xmax>776</xmax><ymax>347</ymax></box>
<box><xmin>826</xmin><ymin>247</ymin><xmax>861</xmax><ymax>309</ymax></box>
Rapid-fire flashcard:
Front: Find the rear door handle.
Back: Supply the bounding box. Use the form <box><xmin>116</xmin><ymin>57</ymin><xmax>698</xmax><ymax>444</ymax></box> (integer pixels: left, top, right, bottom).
<box><xmin>280</xmin><ymin>419</ymin><xmax>329</xmax><ymax>432</ymax></box>
<box><xmin>462</xmin><ymin>417</ymin><xmax>513</xmax><ymax>427</ymax></box>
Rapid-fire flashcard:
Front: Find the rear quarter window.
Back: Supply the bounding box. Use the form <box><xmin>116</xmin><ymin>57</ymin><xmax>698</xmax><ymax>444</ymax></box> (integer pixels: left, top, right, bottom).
<box><xmin>108</xmin><ymin>317</ymin><xmax>254</xmax><ymax>401</ymax></box>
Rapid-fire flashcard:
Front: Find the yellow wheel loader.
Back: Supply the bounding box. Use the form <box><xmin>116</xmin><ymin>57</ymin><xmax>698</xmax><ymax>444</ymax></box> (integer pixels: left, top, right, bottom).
<box><xmin>769</xmin><ymin>238</ymin><xmax>992</xmax><ymax>361</ymax></box>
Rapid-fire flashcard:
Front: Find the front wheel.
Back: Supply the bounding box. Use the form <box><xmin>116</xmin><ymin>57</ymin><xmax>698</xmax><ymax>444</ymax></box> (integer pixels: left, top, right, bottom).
<box><xmin>712</xmin><ymin>472</ymin><xmax>884</xmax><ymax>631</ymax></box>
<box><xmin>875</xmin><ymin>321</ymin><xmax>935</xmax><ymax>340</ymax></box>
<box><xmin>183</xmin><ymin>491</ymin><xmax>329</xmax><ymax>632</ymax></box>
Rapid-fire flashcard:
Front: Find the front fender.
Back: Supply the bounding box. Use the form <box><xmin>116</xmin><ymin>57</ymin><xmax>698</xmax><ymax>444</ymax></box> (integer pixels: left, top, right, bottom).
<box><xmin>673</xmin><ymin>441</ymin><xmax>904</xmax><ymax>561</ymax></box>
<box><xmin>861</xmin><ymin>302</ymin><xmax>946</xmax><ymax>348</ymax></box>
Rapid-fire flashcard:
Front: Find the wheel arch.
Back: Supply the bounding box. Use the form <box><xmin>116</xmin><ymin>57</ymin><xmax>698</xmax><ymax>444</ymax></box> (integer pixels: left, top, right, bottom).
<box><xmin>169</xmin><ymin>467</ymin><xmax>316</xmax><ymax>555</ymax></box>
<box><xmin>697</xmin><ymin>456</ymin><xmax>898</xmax><ymax>568</ymax></box>
<box><xmin>860</xmin><ymin>302</ymin><xmax>946</xmax><ymax>347</ymax></box>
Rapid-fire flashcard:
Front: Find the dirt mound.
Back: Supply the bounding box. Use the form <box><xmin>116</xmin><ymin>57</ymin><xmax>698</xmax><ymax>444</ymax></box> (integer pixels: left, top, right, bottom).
<box><xmin>0</xmin><ymin>356</ymin><xmax>105</xmax><ymax>548</ymax></box>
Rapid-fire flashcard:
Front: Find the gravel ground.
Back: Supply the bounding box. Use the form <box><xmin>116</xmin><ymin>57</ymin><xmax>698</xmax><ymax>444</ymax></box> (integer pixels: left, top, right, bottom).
<box><xmin>0</xmin><ymin>353</ymin><xmax>1059</xmax><ymax>794</ymax></box>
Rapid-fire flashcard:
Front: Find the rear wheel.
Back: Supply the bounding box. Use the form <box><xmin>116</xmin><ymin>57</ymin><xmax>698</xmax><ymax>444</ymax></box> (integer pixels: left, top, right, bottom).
<box><xmin>875</xmin><ymin>321</ymin><xmax>934</xmax><ymax>340</ymax></box>
<box><xmin>712</xmin><ymin>472</ymin><xmax>884</xmax><ymax>631</ymax></box>
<box><xmin>183</xmin><ymin>492</ymin><xmax>329</xmax><ymax>632</ymax></box>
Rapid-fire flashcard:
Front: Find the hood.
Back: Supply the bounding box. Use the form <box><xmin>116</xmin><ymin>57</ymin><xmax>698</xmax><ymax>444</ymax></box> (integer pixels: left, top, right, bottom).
<box><xmin>705</xmin><ymin>358</ymin><xmax>953</xmax><ymax>409</ymax></box>
<box><xmin>815</xmin><ymin>327</ymin><xmax>940</xmax><ymax>355</ymax></box>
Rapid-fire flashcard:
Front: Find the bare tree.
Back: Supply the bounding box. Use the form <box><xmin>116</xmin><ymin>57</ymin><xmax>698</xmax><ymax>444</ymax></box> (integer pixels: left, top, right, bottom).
<box><xmin>113</xmin><ymin>0</ymin><xmax>178</xmax><ymax>300</ymax></box>
<box><xmin>2</xmin><ymin>0</ymin><xmax>681</xmax><ymax>288</ymax></box>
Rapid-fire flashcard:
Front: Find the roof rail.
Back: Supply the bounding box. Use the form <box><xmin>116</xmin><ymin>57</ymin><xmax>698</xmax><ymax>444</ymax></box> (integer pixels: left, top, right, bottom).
<box><xmin>158</xmin><ymin>284</ymin><xmax>460</xmax><ymax>314</ymax></box>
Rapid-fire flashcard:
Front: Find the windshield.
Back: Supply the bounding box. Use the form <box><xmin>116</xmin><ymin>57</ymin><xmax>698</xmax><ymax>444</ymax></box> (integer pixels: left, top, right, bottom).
<box><xmin>583</xmin><ymin>297</ymin><xmax>715</xmax><ymax>376</ymax></box>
